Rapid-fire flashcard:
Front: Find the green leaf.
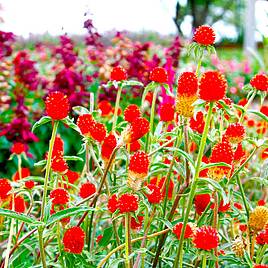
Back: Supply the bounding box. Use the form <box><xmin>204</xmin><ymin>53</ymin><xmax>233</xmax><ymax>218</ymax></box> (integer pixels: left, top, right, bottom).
<box><xmin>157</xmin><ymin>218</ymin><xmax>173</xmax><ymax>230</ymax></box>
<box><xmin>72</xmin><ymin>106</ymin><xmax>90</xmax><ymax>115</ymax></box>
<box><xmin>64</xmin><ymin>156</ymin><xmax>84</xmax><ymax>162</ymax></box>
<box><xmin>200</xmin><ymin>162</ymin><xmax>232</xmax><ymax>171</ymax></box>
<box><xmin>46</xmin><ymin>206</ymin><xmax>94</xmax><ymax>226</ymax></box>
<box><xmin>62</xmin><ymin>117</ymin><xmax>81</xmax><ymax>134</ymax></box>
<box><xmin>121</xmin><ymin>80</ymin><xmax>143</xmax><ymax>88</ymax></box>
<box><xmin>34</xmin><ymin>160</ymin><xmax>47</xmax><ymax>167</ymax></box>
<box><xmin>0</xmin><ymin>208</ymin><xmax>42</xmax><ymax>225</ymax></box>
<box><xmin>141</xmin><ymin>81</ymin><xmax>157</xmax><ymax>106</ymax></box>
<box><xmin>98</xmin><ymin>226</ymin><xmax>113</xmax><ymax>247</ymax></box>
<box><xmin>248</xmin><ymin>110</ymin><xmax>268</xmax><ymax>122</ymax></box>
<box><xmin>32</xmin><ymin>116</ymin><xmax>52</xmax><ymax>132</ymax></box>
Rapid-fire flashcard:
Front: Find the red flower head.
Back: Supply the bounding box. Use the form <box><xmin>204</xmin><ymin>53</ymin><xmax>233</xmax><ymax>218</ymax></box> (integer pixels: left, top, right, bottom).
<box><xmin>149</xmin><ymin>177</ymin><xmax>174</xmax><ymax>200</ymax></box>
<box><xmin>45</xmin><ymin>91</ymin><xmax>69</xmax><ymax>120</ymax></box>
<box><xmin>124</xmin><ymin>104</ymin><xmax>141</xmax><ymax>123</ymax></box>
<box><xmin>110</xmin><ymin>66</ymin><xmax>127</xmax><ymax>81</ymax></box>
<box><xmin>218</xmin><ymin>200</ymin><xmax>230</xmax><ymax>213</ymax></box>
<box><xmin>50</xmin><ymin>188</ymin><xmax>69</xmax><ymax>205</ymax></box>
<box><xmin>250</xmin><ymin>73</ymin><xmax>268</xmax><ymax>92</ymax></box>
<box><xmin>261</xmin><ymin>106</ymin><xmax>268</xmax><ymax>117</ymax></box>
<box><xmin>149</xmin><ymin>67</ymin><xmax>168</xmax><ymax>83</ymax></box>
<box><xmin>234</xmin><ymin>202</ymin><xmax>243</xmax><ymax>210</ymax></box>
<box><xmin>25</xmin><ymin>180</ymin><xmax>35</xmax><ymax>189</ymax></box>
<box><xmin>193</xmin><ymin>25</ymin><xmax>216</xmax><ymax>46</ymax></box>
<box><xmin>130</xmin><ymin>215</ymin><xmax>144</xmax><ymax>230</ymax></box>
<box><xmin>9</xmin><ymin>195</ymin><xmax>26</xmax><ymax>213</ymax></box>
<box><xmin>51</xmin><ymin>155</ymin><xmax>68</xmax><ymax>174</ymax></box>
<box><xmin>11</xmin><ymin>142</ymin><xmax>26</xmax><ymax>155</ymax></box>
<box><xmin>98</xmin><ymin>100</ymin><xmax>112</xmax><ymax>116</ymax></box>
<box><xmin>123</xmin><ymin>117</ymin><xmax>149</xmax><ymax>144</ymax></box>
<box><xmin>77</xmin><ymin>114</ymin><xmax>93</xmax><ymax>136</ymax></box>
<box><xmin>108</xmin><ymin>194</ymin><xmax>118</xmax><ymax>213</ymax></box>
<box><xmin>52</xmin><ymin>135</ymin><xmax>64</xmax><ymax>156</ymax></box>
<box><xmin>256</xmin><ymin>229</ymin><xmax>268</xmax><ymax>245</ymax></box>
<box><xmin>209</xmin><ymin>140</ymin><xmax>234</xmax><ymax>181</ymax></box>
<box><xmin>190</xmin><ymin>112</ymin><xmax>205</xmax><ymax>134</ymax></box>
<box><xmin>88</xmin><ymin>121</ymin><xmax>107</xmax><ymax>142</ymax></box>
<box><xmin>118</xmin><ymin>193</ymin><xmax>138</xmax><ymax>213</ymax></box>
<box><xmin>63</xmin><ymin>226</ymin><xmax>85</xmax><ymax>254</ymax></box>
<box><xmin>177</xmin><ymin>72</ymin><xmax>198</xmax><ymax>96</ymax></box>
<box><xmin>224</xmin><ymin>123</ymin><xmax>245</xmax><ymax>144</ymax></box>
<box><xmin>194</xmin><ymin>194</ymin><xmax>211</xmax><ymax>215</ymax></box>
<box><xmin>0</xmin><ymin>179</ymin><xmax>12</xmax><ymax>199</ymax></box>
<box><xmin>79</xmin><ymin>182</ymin><xmax>96</xmax><ymax>199</ymax></box>
<box><xmin>254</xmin><ymin>265</ymin><xmax>268</xmax><ymax>268</ymax></box>
<box><xmin>101</xmin><ymin>134</ymin><xmax>117</xmax><ymax>162</ymax></box>
<box><xmin>173</xmin><ymin>222</ymin><xmax>193</xmax><ymax>239</ymax></box>
<box><xmin>159</xmin><ymin>103</ymin><xmax>175</xmax><ymax>122</ymax></box>
<box><xmin>234</xmin><ymin>143</ymin><xmax>246</xmax><ymax>163</ymax></box>
<box><xmin>258</xmin><ymin>200</ymin><xmax>266</xmax><ymax>206</ymax></box>
<box><xmin>193</xmin><ymin>226</ymin><xmax>219</xmax><ymax>250</ymax></box>
<box><xmin>13</xmin><ymin>167</ymin><xmax>30</xmax><ymax>181</ymax></box>
<box><xmin>65</xmin><ymin>169</ymin><xmax>80</xmax><ymax>185</ymax></box>
<box><xmin>146</xmin><ymin>184</ymin><xmax>162</xmax><ymax>204</ymax></box>
<box><xmin>199</xmin><ymin>71</ymin><xmax>227</xmax><ymax>102</ymax></box>
<box><xmin>129</xmin><ymin>151</ymin><xmax>150</xmax><ymax>179</ymax></box>
<box><xmin>129</xmin><ymin>140</ymin><xmax>141</xmax><ymax>152</ymax></box>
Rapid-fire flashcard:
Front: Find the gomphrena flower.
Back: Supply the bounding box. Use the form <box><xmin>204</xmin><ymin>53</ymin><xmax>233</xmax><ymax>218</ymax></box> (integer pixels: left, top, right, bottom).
<box><xmin>9</xmin><ymin>196</ymin><xmax>26</xmax><ymax>213</ymax></box>
<box><xmin>256</xmin><ymin>228</ymin><xmax>268</xmax><ymax>245</ymax></box>
<box><xmin>193</xmin><ymin>25</ymin><xmax>216</xmax><ymax>46</ymax></box>
<box><xmin>176</xmin><ymin>72</ymin><xmax>198</xmax><ymax>118</ymax></box>
<box><xmin>117</xmin><ymin>193</ymin><xmax>138</xmax><ymax>213</ymax></box>
<box><xmin>193</xmin><ymin>226</ymin><xmax>219</xmax><ymax>251</ymax></box>
<box><xmin>129</xmin><ymin>140</ymin><xmax>141</xmax><ymax>152</ymax></box>
<box><xmin>194</xmin><ymin>194</ymin><xmax>211</xmax><ymax>215</ymax></box>
<box><xmin>63</xmin><ymin>226</ymin><xmax>85</xmax><ymax>254</ymax></box>
<box><xmin>64</xmin><ymin>169</ymin><xmax>80</xmax><ymax>185</ymax></box>
<box><xmin>77</xmin><ymin>114</ymin><xmax>93</xmax><ymax>135</ymax></box>
<box><xmin>0</xmin><ymin>178</ymin><xmax>12</xmax><ymax>199</ymax></box>
<box><xmin>110</xmin><ymin>66</ymin><xmax>127</xmax><ymax>81</ymax></box>
<box><xmin>250</xmin><ymin>73</ymin><xmax>268</xmax><ymax>92</ymax></box>
<box><xmin>124</xmin><ymin>104</ymin><xmax>141</xmax><ymax>123</ymax></box>
<box><xmin>88</xmin><ymin>121</ymin><xmax>107</xmax><ymax>142</ymax></box>
<box><xmin>107</xmin><ymin>194</ymin><xmax>118</xmax><ymax>213</ymax></box>
<box><xmin>149</xmin><ymin>177</ymin><xmax>174</xmax><ymax>200</ymax></box>
<box><xmin>199</xmin><ymin>71</ymin><xmax>228</xmax><ymax>102</ymax></box>
<box><xmin>149</xmin><ymin>67</ymin><xmax>168</xmax><ymax>83</ymax></box>
<box><xmin>130</xmin><ymin>215</ymin><xmax>144</xmax><ymax>230</ymax></box>
<box><xmin>51</xmin><ymin>155</ymin><xmax>69</xmax><ymax>174</ymax></box>
<box><xmin>98</xmin><ymin>100</ymin><xmax>112</xmax><ymax>116</ymax></box>
<box><xmin>231</xmin><ymin>237</ymin><xmax>246</xmax><ymax>257</ymax></box>
<box><xmin>25</xmin><ymin>180</ymin><xmax>35</xmax><ymax>189</ymax></box>
<box><xmin>224</xmin><ymin>123</ymin><xmax>245</xmax><ymax>144</ymax></box>
<box><xmin>233</xmin><ymin>143</ymin><xmax>246</xmax><ymax>163</ymax></box>
<box><xmin>208</xmin><ymin>140</ymin><xmax>234</xmax><ymax>181</ymax></box>
<box><xmin>79</xmin><ymin>182</ymin><xmax>96</xmax><ymax>199</ymax></box>
<box><xmin>146</xmin><ymin>184</ymin><xmax>162</xmax><ymax>204</ymax></box>
<box><xmin>123</xmin><ymin>117</ymin><xmax>149</xmax><ymax>144</ymax></box>
<box><xmin>129</xmin><ymin>151</ymin><xmax>150</xmax><ymax>179</ymax></box>
<box><xmin>49</xmin><ymin>188</ymin><xmax>69</xmax><ymax>205</ymax></box>
<box><xmin>13</xmin><ymin>167</ymin><xmax>30</xmax><ymax>181</ymax></box>
<box><xmin>190</xmin><ymin>111</ymin><xmax>205</xmax><ymax>134</ymax></box>
<box><xmin>254</xmin><ymin>265</ymin><xmax>268</xmax><ymax>268</ymax></box>
<box><xmin>173</xmin><ymin>222</ymin><xmax>193</xmax><ymax>239</ymax></box>
<box><xmin>101</xmin><ymin>134</ymin><xmax>117</xmax><ymax>162</ymax></box>
<box><xmin>45</xmin><ymin>91</ymin><xmax>70</xmax><ymax>120</ymax></box>
<box><xmin>11</xmin><ymin>142</ymin><xmax>26</xmax><ymax>155</ymax></box>
<box><xmin>159</xmin><ymin>103</ymin><xmax>175</xmax><ymax>122</ymax></box>
<box><xmin>249</xmin><ymin>206</ymin><xmax>268</xmax><ymax>232</ymax></box>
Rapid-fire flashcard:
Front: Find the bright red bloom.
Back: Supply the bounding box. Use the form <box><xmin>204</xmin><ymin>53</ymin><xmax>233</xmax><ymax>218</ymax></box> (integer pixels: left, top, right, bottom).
<box><xmin>250</xmin><ymin>73</ymin><xmax>268</xmax><ymax>92</ymax></box>
<box><xmin>65</xmin><ymin>170</ymin><xmax>80</xmax><ymax>184</ymax></box>
<box><xmin>261</xmin><ymin>105</ymin><xmax>268</xmax><ymax>116</ymax></box>
<box><xmin>130</xmin><ymin>215</ymin><xmax>144</xmax><ymax>230</ymax></box>
<box><xmin>129</xmin><ymin>140</ymin><xmax>141</xmax><ymax>152</ymax></box>
<box><xmin>254</xmin><ymin>265</ymin><xmax>268</xmax><ymax>268</ymax></box>
<box><xmin>79</xmin><ymin>182</ymin><xmax>96</xmax><ymax>199</ymax></box>
<box><xmin>110</xmin><ymin>66</ymin><xmax>127</xmax><ymax>81</ymax></box>
<box><xmin>129</xmin><ymin>151</ymin><xmax>150</xmax><ymax>179</ymax></box>
<box><xmin>149</xmin><ymin>177</ymin><xmax>174</xmax><ymax>200</ymax></box>
<box><xmin>118</xmin><ymin>193</ymin><xmax>138</xmax><ymax>213</ymax></box>
<box><xmin>107</xmin><ymin>194</ymin><xmax>118</xmax><ymax>213</ymax></box>
<box><xmin>177</xmin><ymin>72</ymin><xmax>198</xmax><ymax>96</ymax></box>
<box><xmin>199</xmin><ymin>156</ymin><xmax>209</xmax><ymax>177</ymax></box>
<box><xmin>234</xmin><ymin>143</ymin><xmax>246</xmax><ymax>163</ymax></box>
<box><xmin>261</xmin><ymin>148</ymin><xmax>268</xmax><ymax>160</ymax></box>
<box><xmin>234</xmin><ymin>202</ymin><xmax>243</xmax><ymax>210</ymax></box>
<box><xmin>13</xmin><ymin>167</ymin><xmax>30</xmax><ymax>181</ymax></box>
<box><xmin>218</xmin><ymin>200</ymin><xmax>230</xmax><ymax>213</ymax></box>
<box><xmin>101</xmin><ymin>134</ymin><xmax>117</xmax><ymax>161</ymax></box>
<box><xmin>193</xmin><ymin>226</ymin><xmax>219</xmax><ymax>250</ymax></box>
<box><xmin>193</xmin><ymin>25</ymin><xmax>216</xmax><ymax>46</ymax></box>
<box><xmin>146</xmin><ymin>184</ymin><xmax>162</xmax><ymax>204</ymax></box>
<box><xmin>77</xmin><ymin>114</ymin><xmax>93</xmax><ymax>135</ymax></box>
<box><xmin>25</xmin><ymin>180</ymin><xmax>35</xmax><ymax>189</ymax></box>
<box><xmin>0</xmin><ymin>179</ymin><xmax>12</xmax><ymax>199</ymax></box>
<box><xmin>45</xmin><ymin>92</ymin><xmax>69</xmax><ymax>120</ymax></box>
<box><xmin>50</xmin><ymin>188</ymin><xmax>69</xmax><ymax>205</ymax></box>
<box><xmin>98</xmin><ymin>100</ymin><xmax>112</xmax><ymax>116</ymax></box>
<box><xmin>173</xmin><ymin>222</ymin><xmax>193</xmax><ymax>239</ymax></box>
<box><xmin>123</xmin><ymin>117</ymin><xmax>150</xmax><ymax>144</ymax></box>
<box><xmin>124</xmin><ymin>104</ymin><xmax>141</xmax><ymax>123</ymax></box>
<box><xmin>88</xmin><ymin>121</ymin><xmax>107</xmax><ymax>142</ymax></box>
<box><xmin>159</xmin><ymin>103</ymin><xmax>175</xmax><ymax>122</ymax></box>
<box><xmin>11</xmin><ymin>142</ymin><xmax>26</xmax><ymax>154</ymax></box>
<box><xmin>199</xmin><ymin>71</ymin><xmax>227</xmax><ymax>102</ymax></box>
<box><xmin>96</xmin><ymin>235</ymin><xmax>103</xmax><ymax>244</ymax></box>
<box><xmin>149</xmin><ymin>67</ymin><xmax>168</xmax><ymax>83</ymax></box>
<box><xmin>190</xmin><ymin>112</ymin><xmax>205</xmax><ymax>134</ymax></box>
<box><xmin>52</xmin><ymin>135</ymin><xmax>64</xmax><ymax>157</ymax></box>
<box><xmin>51</xmin><ymin>155</ymin><xmax>68</xmax><ymax>174</ymax></box>
<box><xmin>9</xmin><ymin>196</ymin><xmax>26</xmax><ymax>213</ymax></box>
<box><xmin>63</xmin><ymin>226</ymin><xmax>85</xmax><ymax>254</ymax></box>
<box><xmin>224</xmin><ymin>123</ymin><xmax>245</xmax><ymax>144</ymax></box>
<box><xmin>258</xmin><ymin>200</ymin><xmax>266</xmax><ymax>206</ymax></box>
<box><xmin>256</xmin><ymin>229</ymin><xmax>268</xmax><ymax>245</ymax></box>
<box><xmin>194</xmin><ymin>194</ymin><xmax>211</xmax><ymax>215</ymax></box>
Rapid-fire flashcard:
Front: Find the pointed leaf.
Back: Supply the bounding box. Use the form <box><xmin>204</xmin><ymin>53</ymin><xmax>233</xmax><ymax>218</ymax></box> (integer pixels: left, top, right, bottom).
<box><xmin>32</xmin><ymin>116</ymin><xmax>51</xmax><ymax>132</ymax></box>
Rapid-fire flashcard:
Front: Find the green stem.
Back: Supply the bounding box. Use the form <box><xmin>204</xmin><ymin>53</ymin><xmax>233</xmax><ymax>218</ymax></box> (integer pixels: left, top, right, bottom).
<box><xmin>236</xmin><ymin>176</ymin><xmax>250</xmax><ymax>218</ymax></box>
<box><xmin>57</xmin><ymin>222</ymin><xmax>65</xmax><ymax>268</ymax></box>
<box><xmin>201</xmin><ymin>254</ymin><xmax>207</xmax><ymax>268</ymax></box>
<box><xmin>112</xmin><ymin>86</ymin><xmax>122</xmax><ymax>132</ymax></box>
<box><xmin>173</xmin><ymin>102</ymin><xmax>214</xmax><ymax>268</ymax></box>
<box><xmin>38</xmin><ymin>227</ymin><xmax>47</xmax><ymax>268</ymax></box>
<box><xmin>41</xmin><ymin>120</ymin><xmax>59</xmax><ymax>220</ymax></box>
<box><xmin>195</xmin><ymin>50</ymin><xmax>204</xmax><ymax>77</ymax></box>
<box><xmin>125</xmin><ymin>213</ymin><xmax>131</xmax><ymax>268</ymax></box>
<box><xmin>239</xmin><ymin>90</ymin><xmax>257</xmax><ymax>123</ymax></box>
<box><xmin>145</xmin><ymin>88</ymin><xmax>158</xmax><ymax>153</ymax></box>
